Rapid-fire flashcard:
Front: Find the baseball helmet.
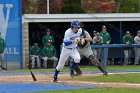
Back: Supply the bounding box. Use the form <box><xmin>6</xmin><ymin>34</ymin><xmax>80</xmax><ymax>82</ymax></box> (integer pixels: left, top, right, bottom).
<box><xmin>71</xmin><ymin>21</ymin><xmax>80</xmax><ymax>27</ymax></box>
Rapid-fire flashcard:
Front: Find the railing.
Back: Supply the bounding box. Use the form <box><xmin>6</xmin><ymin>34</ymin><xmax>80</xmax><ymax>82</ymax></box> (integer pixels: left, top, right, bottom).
<box><xmin>91</xmin><ymin>44</ymin><xmax>140</xmax><ymax>66</ymax></box>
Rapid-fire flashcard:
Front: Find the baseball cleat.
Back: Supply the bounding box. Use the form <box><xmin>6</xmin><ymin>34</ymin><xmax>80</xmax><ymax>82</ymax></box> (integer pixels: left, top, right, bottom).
<box><xmin>103</xmin><ymin>71</ymin><xmax>108</xmax><ymax>76</ymax></box>
<box><xmin>0</xmin><ymin>65</ymin><xmax>6</xmax><ymax>70</ymax></box>
<box><xmin>53</xmin><ymin>76</ymin><xmax>58</xmax><ymax>82</ymax></box>
<box><xmin>70</xmin><ymin>70</ymin><xmax>75</xmax><ymax>78</ymax></box>
<box><xmin>75</xmin><ymin>73</ymin><xmax>82</xmax><ymax>76</ymax></box>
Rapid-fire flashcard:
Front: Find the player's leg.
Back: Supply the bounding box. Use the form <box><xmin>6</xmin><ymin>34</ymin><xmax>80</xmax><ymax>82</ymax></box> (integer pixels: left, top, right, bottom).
<box><xmin>85</xmin><ymin>47</ymin><xmax>108</xmax><ymax>76</ymax></box>
<box><xmin>124</xmin><ymin>50</ymin><xmax>128</xmax><ymax>65</ymax></box>
<box><xmin>42</xmin><ymin>57</ymin><xmax>48</xmax><ymax>68</ymax></box>
<box><xmin>74</xmin><ymin>65</ymin><xmax>82</xmax><ymax>76</ymax></box>
<box><xmin>51</xmin><ymin>56</ymin><xmax>58</xmax><ymax>67</ymax></box>
<box><xmin>0</xmin><ymin>53</ymin><xmax>6</xmax><ymax>70</ymax></box>
<box><xmin>88</xmin><ymin>55</ymin><xmax>108</xmax><ymax>75</ymax></box>
<box><xmin>53</xmin><ymin>48</ymin><xmax>70</xmax><ymax>82</ymax></box>
<box><xmin>128</xmin><ymin>49</ymin><xmax>132</xmax><ymax>64</ymax></box>
<box><xmin>68</xmin><ymin>56</ymin><xmax>82</xmax><ymax>76</ymax></box>
<box><xmin>97</xmin><ymin>48</ymin><xmax>101</xmax><ymax>60</ymax></box>
<box><xmin>74</xmin><ymin>49</ymin><xmax>84</xmax><ymax>76</ymax></box>
<box><xmin>93</xmin><ymin>48</ymin><xmax>97</xmax><ymax>59</ymax></box>
<box><xmin>135</xmin><ymin>48</ymin><xmax>140</xmax><ymax>65</ymax></box>
<box><xmin>31</xmin><ymin>56</ymin><xmax>35</xmax><ymax>68</ymax></box>
<box><xmin>36</xmin><ymin>56</ymin><xmax>40</xmax><ymax>68</ymax></box>
<box><xmin>70</xmin><ymin>49</ymin><xmax>81</xmax><ymax>78</ymax></box>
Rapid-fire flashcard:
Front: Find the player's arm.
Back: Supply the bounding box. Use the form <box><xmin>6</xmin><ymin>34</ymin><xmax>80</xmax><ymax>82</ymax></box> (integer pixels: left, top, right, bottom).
<box><xmin>123</xmin><ymin>36</ymin><xmax>127</xmax><ymax>44</ymax></box>
<box><xmin>63</xmin><ymin>31</ymin><xmax>77</xmax><ymax>46</ymax></box>
<box><xmin>101</xmin><ymin>37</ymin><xmax>103</xmax><ymax>44</ymax></box>
<box><xmin>84</xmin><ymin>37</ymin><xmax>92</xmax><ymax>42</ymax></box>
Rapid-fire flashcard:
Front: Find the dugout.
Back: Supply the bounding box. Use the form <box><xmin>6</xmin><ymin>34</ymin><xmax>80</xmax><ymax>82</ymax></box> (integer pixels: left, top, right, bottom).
<box><xmin>22</xmin><ymin>14</ymin><xmax>140</xmax><ymax>68</ymax></box>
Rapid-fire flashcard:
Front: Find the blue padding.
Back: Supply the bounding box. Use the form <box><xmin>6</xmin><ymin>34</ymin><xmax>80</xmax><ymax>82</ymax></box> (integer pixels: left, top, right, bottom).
<box><xmin>0</xmin><ymin>83</ymin><xmax>105</xmax><ymax>93</ymax></box>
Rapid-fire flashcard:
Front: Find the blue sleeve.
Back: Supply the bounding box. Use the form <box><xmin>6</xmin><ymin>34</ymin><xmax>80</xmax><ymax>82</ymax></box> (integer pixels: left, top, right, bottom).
<box><xmin>64</xmin><ymin>41</ymin><xmax>73</xmax><ymax>46</ymax></box>
<box><xmin>80</xmin><ymin>33</ymin><xmax>83</xmax><ymax>36</ymax></box>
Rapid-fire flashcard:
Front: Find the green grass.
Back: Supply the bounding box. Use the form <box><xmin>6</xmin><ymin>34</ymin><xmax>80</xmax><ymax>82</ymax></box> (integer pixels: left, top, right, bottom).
<box><xmin>31</xmin><ymin>88</ymin><xmax>140</xmax><ymax>93</ymax></box>
<box><xmin>12</xmin><ymin>66</ymin><xmax>140</xmax><ymax>72</ymax></box>
<box><xmin>72</xmin><ymin>73</ymin><xmax>140</xmax><ymax>83</ymax></box>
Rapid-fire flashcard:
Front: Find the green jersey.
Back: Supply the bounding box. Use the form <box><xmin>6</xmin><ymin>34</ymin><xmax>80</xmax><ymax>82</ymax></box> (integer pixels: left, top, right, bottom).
<box><xmin>99</xmin><ymin>32</ymin><xmax>111</xmax><ymax>44</ymax></box>
<box><xmin>30</xmin><ymin>46</ymin><xmax>40</xmax><ymax>55</ymax></box>
<box><xmin>123</xmin><ymin>35</ymin><xmax>133</xmax><ymax>44</ymax></box>
<box><xmin>42</xmin><ymin>35</ymin><xmax>54</xmax><ymax>45</ymax></box>
<box><xmin>0</xmin><ymin>38</ymin><xmax>5</xmax><ymax>53</ymax></box>
<box><xmin>42</xmin><ymin>45</ymin><xmax>56</xmax><ymax>58</ymax></box>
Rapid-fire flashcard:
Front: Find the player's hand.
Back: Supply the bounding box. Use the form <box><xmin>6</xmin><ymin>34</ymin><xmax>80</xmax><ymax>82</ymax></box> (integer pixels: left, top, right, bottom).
<box><xmin>80</xmin><ymin>38</ymin><xmax>85</xmax><ymax>45</ymax></box>
<box><xmin>106</xmin><ymin>41</ymin><xmax>110</xmax><ymax>44</ymax></box>
<box><xmin>136</xmin><ymin>42</ymin><xmax>140</xmax><ymax>44</ymax></box>
<box><xmin>73</xmin><ymin>37</ymin><xmax>81</xmax><ymax>44</ymax></box>
<box><xmin>126</xmin><ymin>42</ymin><xmax>129</xmax><ymax>44</ymax></box>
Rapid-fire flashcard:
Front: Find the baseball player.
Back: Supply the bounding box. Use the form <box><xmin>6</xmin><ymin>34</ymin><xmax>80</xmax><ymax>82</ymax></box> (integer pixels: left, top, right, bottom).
<box><xmin>74</xmin><ymin>23</ymin><xmax>108</xmax><ymax>76</ymax></box>
<box><xmin>42</xmin><ymin>40</ymin><xmax>58</xmax><ymax>68</ymax></box>
<box><xmin>123</xmin><ymin>31</ymin><xmax>133</xmax><ymax>65</ymax></box>
<box><xmin>92</xmin><ymin>31</ymin><xmax>103</xmax><ymax>60</ymax></box>
<box><xmin>0</xmin><ymin>32</ymin><xmax>6</xmax><ymax>70</ymax></box>
<box><xmin>29</xmin><ymin>43</ymin><xmax>40</xmax><ymax>68</ymax></box>
<box><xmin>53</xmin><ymin>20</ymin><xmax>83</xmax><ymax>82</ymax></box>
<box><xmin>99</xmin><ymin>25</ymin><xmax>111</xmax><ymax>65</ymax></box>
<box><xmin>42</xmin><ymin>29</ymin><xmax>55</xmax><ymax>46</ymax></box>
<box><xmin>134</xmin><ymin>30</ymin><xmax>140</xmax><ymax>65</ymax></box>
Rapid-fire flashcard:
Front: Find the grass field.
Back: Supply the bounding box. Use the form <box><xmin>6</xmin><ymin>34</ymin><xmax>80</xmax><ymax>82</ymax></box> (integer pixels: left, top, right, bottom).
<box><xmin>13</xmin><ymin>65</ymin><xmax>140</xmax><ymax>72</ymax></box>
<box><xmin>72</xmin><ymin>73</ymin><xmax>140</xmax><ymax>83</ymax></box>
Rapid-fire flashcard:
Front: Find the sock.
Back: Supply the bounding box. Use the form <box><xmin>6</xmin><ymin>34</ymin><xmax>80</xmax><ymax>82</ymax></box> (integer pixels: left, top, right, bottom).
<box><xmin>54</xmin><ymin>69</ymin><xmax>60</xmax><ymax>77</ymax></box>
<box><xmin>70</xmin><ymin>61</ymin><xmax>78</xmax><ymax>70</ymax></box>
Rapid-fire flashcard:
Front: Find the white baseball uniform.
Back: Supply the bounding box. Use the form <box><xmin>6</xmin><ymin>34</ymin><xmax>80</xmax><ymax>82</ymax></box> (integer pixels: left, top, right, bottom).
<box><xmin>56</xmin><ymin>28</ymin><xmax>83</xmax><ymax>71</ymax></box>
<box><xmin>134</xmin><ymin>36</ymin><xmax>140</xmax><ymax>65</ymax></box>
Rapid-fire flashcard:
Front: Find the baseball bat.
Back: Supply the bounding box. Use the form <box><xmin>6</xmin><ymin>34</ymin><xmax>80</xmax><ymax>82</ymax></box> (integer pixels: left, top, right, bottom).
<box><xmin>27</xmin><ymin>64</ymin><xmax>37</xmax><ymax>81</ymax></box>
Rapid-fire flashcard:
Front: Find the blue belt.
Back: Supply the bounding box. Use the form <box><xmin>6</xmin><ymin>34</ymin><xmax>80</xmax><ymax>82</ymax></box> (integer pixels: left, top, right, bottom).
<box><xmin>64</xmin><ymin>46</ymin><xmax>77</xmax><ymax>49</ymax></box>
<box><xmin>67</xmin><ymin>48</ymin><xmax>73</xmax><ymax>49</ymax></box>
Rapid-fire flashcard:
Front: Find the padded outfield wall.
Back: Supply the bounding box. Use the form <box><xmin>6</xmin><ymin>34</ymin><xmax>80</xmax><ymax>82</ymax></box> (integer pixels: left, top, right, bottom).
<box><xmin>0</xmin><ymin>0</ymin><xmax>22</xmax><ymax>70</ymax></box>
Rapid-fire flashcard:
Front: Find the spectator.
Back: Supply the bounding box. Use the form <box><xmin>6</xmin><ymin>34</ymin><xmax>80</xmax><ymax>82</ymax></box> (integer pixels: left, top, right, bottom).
<box><xmin>123</xmin><ymin>31</ymin><xmax>133</xmax><ymax>65</ymax></box>
<box><xmin>42</xmin><ymin>40</ymin><xmax>58</xmax><ymax>68</ymax></box>
<box><xmin>42</xmin><ymin>29</ymin><xmax>55</xmax><ymax>46</ymax></box>
<box><xmin>0</xmin><ymin>32</ymin><xmax>6</xmax><ymax>70</ymax></box>
<box><xmin>134</xmin><ymin>30</ymin><xmax>140</xmax><ymax>65</ymax></box>
<box><xmin>30</xmin><ymin>43</ymin><xmax>41</xmax><ymax>68</ymax></box>
<box><xmin>92</xmin><ymin>31</ymin><xmax>103</xmax><ymax>60</ymax></box>
<box><xmin>99</xmin><ymin>25</ymin><xmax>111</xmax><ymax>65</ymax></box>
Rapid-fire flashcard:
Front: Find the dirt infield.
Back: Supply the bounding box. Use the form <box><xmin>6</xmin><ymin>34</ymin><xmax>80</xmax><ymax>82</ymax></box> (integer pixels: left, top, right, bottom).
<box><xmin>0</xmin><ymin>73</ymin><xmax>140</xmax><ymax>88</ymax></box>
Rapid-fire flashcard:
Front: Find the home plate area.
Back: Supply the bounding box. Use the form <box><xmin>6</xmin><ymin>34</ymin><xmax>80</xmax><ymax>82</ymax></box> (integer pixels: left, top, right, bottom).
<box><xmin>0</xmin><ymin>70</ymin><xmax>140</xmax><ymax>93</ymax></box>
